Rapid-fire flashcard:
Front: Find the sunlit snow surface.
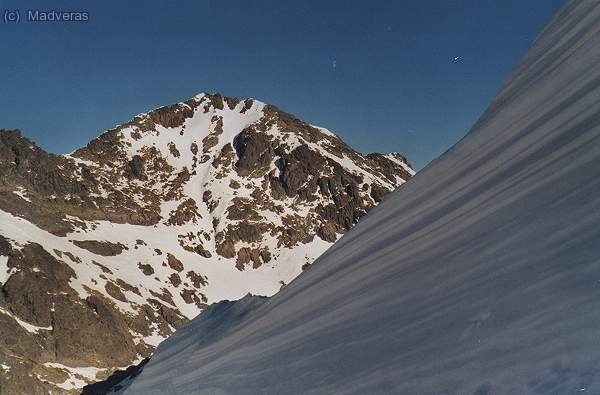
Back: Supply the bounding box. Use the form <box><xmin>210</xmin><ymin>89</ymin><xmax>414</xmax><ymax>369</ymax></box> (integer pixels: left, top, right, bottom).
<box><xmin>123</xmin><ymin>2</ymin><xmax>600</xmax><ymax>394</ymax></box>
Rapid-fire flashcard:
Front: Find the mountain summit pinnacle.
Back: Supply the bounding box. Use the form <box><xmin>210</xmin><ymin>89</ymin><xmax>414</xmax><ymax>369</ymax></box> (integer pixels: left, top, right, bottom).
<box><xmin>0</xmin><ymin>92</ymin><xmax>413</xmax><ymax>393</ymax></box>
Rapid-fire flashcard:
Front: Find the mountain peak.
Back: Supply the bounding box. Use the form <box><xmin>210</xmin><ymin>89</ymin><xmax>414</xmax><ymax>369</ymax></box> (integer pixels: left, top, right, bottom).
<box><xmin>0</xmin><ymin>93</ymin><xmax>413</xmax><ymax>392</ymax></box>
<box><xmin>0</xmin><ymin>128</ymin><xmax>23</xmax><ymax>138</ymax></box>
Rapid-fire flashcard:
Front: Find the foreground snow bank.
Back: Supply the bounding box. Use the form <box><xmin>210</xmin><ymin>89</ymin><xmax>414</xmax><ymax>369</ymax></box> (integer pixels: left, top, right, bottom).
<box><xmin>123</xmin><ymin>2</ymin><xmax>600</xmax><ymax>394</ymax></box>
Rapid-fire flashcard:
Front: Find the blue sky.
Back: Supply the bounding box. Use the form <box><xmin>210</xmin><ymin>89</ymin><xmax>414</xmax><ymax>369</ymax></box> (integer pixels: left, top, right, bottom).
<box><xmin>0</xmin><ymin>0</ymin><xmax>564</xmax><ymax>169</ymax></box>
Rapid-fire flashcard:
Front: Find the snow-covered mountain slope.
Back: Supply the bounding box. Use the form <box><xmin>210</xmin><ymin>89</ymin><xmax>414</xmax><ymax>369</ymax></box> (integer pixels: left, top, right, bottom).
<box><xmin>0</xmin><ymin>95</ymin><xmax>413</xmax><ymax>394</ymax></box>
<box><xmin>119</xmin><ymin>2</ymin><xmax>600</xmax><ymax>394</ymax></box>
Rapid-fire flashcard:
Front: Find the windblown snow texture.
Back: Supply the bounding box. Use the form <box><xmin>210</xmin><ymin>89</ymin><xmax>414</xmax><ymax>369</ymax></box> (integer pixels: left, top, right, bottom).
<box><xmin>123</xmin><ymin>2</ymin><xmax>600</xmax><ymax>394</ymax></box>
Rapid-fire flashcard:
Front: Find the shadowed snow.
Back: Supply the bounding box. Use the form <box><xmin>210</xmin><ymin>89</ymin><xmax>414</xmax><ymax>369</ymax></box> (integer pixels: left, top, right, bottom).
<box><xmin>123</xmin><ymin>2</ymin><xmax>600</xmax><ymax>394</ymax></box>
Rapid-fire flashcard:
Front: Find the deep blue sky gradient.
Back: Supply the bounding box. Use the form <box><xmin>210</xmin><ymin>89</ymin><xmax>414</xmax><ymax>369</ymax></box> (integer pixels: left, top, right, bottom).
<box><xmin>0</xmin><ymin>0</ymin><xmax>564</xmax><ymax>169</ymax></box>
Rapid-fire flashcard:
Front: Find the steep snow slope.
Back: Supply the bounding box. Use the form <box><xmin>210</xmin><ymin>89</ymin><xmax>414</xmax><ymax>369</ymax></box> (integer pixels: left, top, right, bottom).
<box><xmin>122</xmin><ymin>2</ymin><xmax>600</xmax><ymax>394</ymax></box>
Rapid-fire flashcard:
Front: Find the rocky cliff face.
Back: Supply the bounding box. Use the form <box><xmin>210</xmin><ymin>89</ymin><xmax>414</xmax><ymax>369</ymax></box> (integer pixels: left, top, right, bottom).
<box><xmin>0</xmin><ymin>93</ymin><xmax>413</xmax><ymax>394</ymax></box>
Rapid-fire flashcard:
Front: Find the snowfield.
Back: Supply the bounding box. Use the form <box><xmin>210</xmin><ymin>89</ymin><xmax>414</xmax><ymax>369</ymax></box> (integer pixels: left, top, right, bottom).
<box><xmin>121</xmin><ymin>2</ymin><xmax>600</xmax><ymax>394</ymax></box>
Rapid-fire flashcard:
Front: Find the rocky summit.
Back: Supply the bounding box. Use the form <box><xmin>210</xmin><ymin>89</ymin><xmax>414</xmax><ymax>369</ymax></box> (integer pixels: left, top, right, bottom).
<box><xmin>0</xmin><ymin>93</ymin><xmax>413</xmax><ymax>394</ymax></box>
